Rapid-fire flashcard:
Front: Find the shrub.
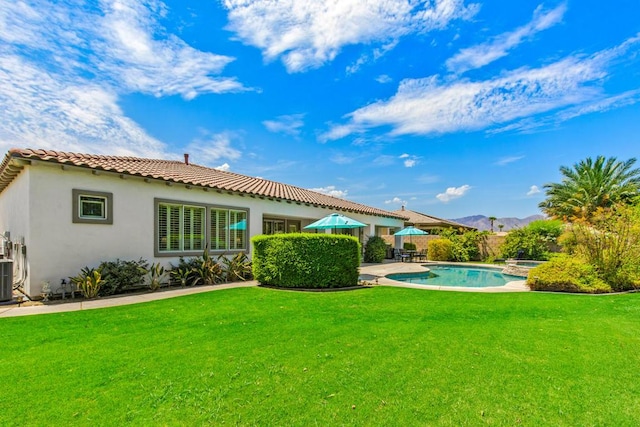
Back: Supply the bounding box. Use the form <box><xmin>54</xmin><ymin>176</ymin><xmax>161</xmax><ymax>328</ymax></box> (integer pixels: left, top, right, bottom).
<box><xmin>403</xmin><ymin>242</ymin><xmax>417</xmax><ymax>251</ymax></box>
<box><xmin>171</xmin><ymin>256</ymin><xmax>202</xmax><ymax>286</ymax></box>
<box><xmin>252</xmin><ymin>234</ymin><xmax>360</xmax><ymax>289</ymax></box>
<box><xmin>146</xmin><ymin>263</ymin><xmax>167</xmax><ymax>291</ymax></box>
<box><xmin>501</xmin><ymin>220</ymin><xmax>563</xmax><ymax>261</ymax></box>
<box><xmin>428</xmin><ymin>239</ymin><xmax>453</xmax><ymax>261</ymax></box>
<box><xmin>69</xmin><ymin>267</ymin><xmax>103</xmax><ymax>299</ymax></box>
<box><xmin>192</xmin><ymin>250</ymin><xmax>224</xmax><ymax>286</ymax></box>
<box><xmin>218</xmin><ymin>252</ymin><xmax>253</xmax><ymax>282</ymax></box>
<box><xmin>438</xmin><ymin>229</ymin><xmax>488</xmax><ymax>262</ymax></box>
<box><xmin>98</xmin><ymin>258</ymin><xmax>148</xmax><ymax>296</ymax></box>
<box><xmin>364</xmin><ymin>235</ymin><xmax>387</xmax><ymax>263</ymax></box>
<box><xmin>565</xmin><ymin>204</ymin><xmax>640</xmax><ymax>291</ymax></box>
<box><xmin>526</xmin><ymin>255</ymin><xmax>612</xmax><ymax>293</ymax></box>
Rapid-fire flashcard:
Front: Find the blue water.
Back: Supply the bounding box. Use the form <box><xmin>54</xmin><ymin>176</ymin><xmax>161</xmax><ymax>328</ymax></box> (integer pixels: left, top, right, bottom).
<box><xmin>387</xmin><ymin>265</ymin><xmax>518</xmax><ymax>288</ymax></box>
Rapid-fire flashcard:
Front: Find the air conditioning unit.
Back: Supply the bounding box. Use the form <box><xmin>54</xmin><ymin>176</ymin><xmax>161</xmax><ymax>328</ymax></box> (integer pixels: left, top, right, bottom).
<box><xmin>0</xmin><ymin>260</ymin><xmax>13</xmax><ymax>302</ymax></box>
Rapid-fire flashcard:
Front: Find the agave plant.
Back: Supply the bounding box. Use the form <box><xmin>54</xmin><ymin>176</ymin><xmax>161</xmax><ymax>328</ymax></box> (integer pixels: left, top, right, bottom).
<box><xmin>170</xmin><ymin>266</ymin><xmax>193</xmax><ymax>288</ymax></box>
<box><xmin>146</xmin><ymin>262</ymin><xmax>166</xmax><ymax>291</ymax></box>
<box><xmin>218</xmin><ymin>252</ymin><xmax>253</xmax><ymax>282</ymax></box>
<box><xmin>192</xmin><ymin>249</ymin><xmax>224</xmax><ymax>286</ymax></box>
<box><xmin>69</xmin><ymin>267</ymin><xmax>103</xmax><ymax>299</ymax></box>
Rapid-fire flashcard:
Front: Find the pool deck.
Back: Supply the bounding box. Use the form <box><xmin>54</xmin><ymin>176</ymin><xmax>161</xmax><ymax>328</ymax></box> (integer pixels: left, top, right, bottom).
<box><xmin>359</xmin><ymin>260</ymin><xmax>530</xmax><ymax>293</ymax></box>
<box><xmin>0</xmin><ymin>260</ymin><xmax>529</xmax><ymax>317</ymax></box>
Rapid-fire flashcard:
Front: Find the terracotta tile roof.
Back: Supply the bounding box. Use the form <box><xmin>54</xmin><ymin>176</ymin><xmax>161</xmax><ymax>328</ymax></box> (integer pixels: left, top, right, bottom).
<box><xmin>393</xmin><ymin>207</ymin><xmax>475</xmax><ymax>230</ymax></box>
<box><xmin>1</xmin><ymin>148</ymin><xmax>407</xmax><ymax>220</ymax></box>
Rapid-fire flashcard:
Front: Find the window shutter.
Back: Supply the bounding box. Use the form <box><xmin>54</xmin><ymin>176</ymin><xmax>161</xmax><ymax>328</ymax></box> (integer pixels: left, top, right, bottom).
<box><xmin>210</xmin><ymin>209</ymin><xmax>228</xmax><ymax>250</ymax></box>
<box><xmin>184</xmin><ymin>206</ymin><xmax>205</xmax><ymax>251</ymax></box>
<box><xmin>229</xmin><ymin>210</ymin><xmax>247</xmax><ymax>250</ymax></box>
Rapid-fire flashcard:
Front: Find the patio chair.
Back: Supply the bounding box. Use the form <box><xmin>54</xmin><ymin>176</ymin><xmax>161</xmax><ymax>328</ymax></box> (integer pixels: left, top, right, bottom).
<box><xmin>415</xmin><ymin>249</ymin><xmax>427</xmax><ymax>262</ymax></box>
<box><xmin>394</xmin><ymin>248</ymin><xmax>410</xmax><ymax>262</ymax></box>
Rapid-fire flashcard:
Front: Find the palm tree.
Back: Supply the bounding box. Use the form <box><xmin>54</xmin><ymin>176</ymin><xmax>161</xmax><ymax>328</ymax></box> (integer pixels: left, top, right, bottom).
<box><xmin>497</xmin><ymin>224</ymin><xmax>504</xmax><ymax>232</ymax></box>
<box><xmin>488</xmin><ymin>216</ymin><xmax>497</xmax><ymax>232</ymax></box>
<box><xmin>539</xmin><ymin>156</ymin><xmax>640</xmax><ymax>221</ymax></box>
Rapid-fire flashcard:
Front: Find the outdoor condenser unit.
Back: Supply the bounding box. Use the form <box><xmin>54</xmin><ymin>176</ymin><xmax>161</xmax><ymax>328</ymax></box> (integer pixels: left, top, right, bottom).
<box><xmin>0</xmin><ymin>260</ymin><xmax>13</xmax><ymax>302</ymax></box>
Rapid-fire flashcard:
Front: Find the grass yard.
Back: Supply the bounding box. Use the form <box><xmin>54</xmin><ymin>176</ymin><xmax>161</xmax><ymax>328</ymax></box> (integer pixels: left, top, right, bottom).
<box><xmin>1</xmin><ymin>286</ymin><xmax>639</xmax><ymax>426</ymax></box>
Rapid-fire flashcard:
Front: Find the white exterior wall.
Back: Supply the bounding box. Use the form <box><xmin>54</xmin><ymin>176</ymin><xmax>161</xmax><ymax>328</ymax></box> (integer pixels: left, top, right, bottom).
<box><xmin>0</xmin><ymin>169</ymin><xmax>31</xmax><ymax>292</ymax></box>
<box><xmin>0</xmin><ymin>168</ymin><xmax>30</xmax><ymax>247</ymax></box>
<box><xmin>3</xmin><ymin>162</ymin><xmax>404</xmax><ymax>297</ymax></box>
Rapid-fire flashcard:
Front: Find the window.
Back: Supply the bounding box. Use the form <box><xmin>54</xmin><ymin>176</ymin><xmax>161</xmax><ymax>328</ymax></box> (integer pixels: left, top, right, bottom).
<box><xmin>263</xmin><ymin>218</ymin><xmax>299</xmax><ymax>235</ymax></box>
<box><xmin>72</xmin><ymin>189</ymin><xmax>113</xmax><ymax>224</ymax></box>
<box><xmin>155</xmin><ymin>199</ymin><xmax>248</xmax><ymax>256</ymax></box>
<box><xmin>157</xmin><ymin>203</ymin><xmax>205</xmax><ymax>253</ymax></box>
<box><xmin>210</xmin><ymin>208</ymin><xmax>228</xmax><ymax>250</ymax></box>
<box><xmin>229</xmin><ymin>210</ymin><xmax>247</xmax><ymax>250</ymax></box>
<box><xmin>210</xmin><ymin>208</ymin><xmax>247</xmax><ymax>251</ymax></box>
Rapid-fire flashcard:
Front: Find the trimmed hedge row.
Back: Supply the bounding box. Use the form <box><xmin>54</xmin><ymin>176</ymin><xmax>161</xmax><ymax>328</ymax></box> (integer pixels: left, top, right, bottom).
<box><xmin>251</xmin><ymin>234</ymin><xmax>361</xmax><ymax>289</ymax></box>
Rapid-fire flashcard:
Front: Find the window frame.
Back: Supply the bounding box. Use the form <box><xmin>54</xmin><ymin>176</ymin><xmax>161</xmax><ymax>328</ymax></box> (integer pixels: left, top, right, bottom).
<box><xmin>72</xmin><ymin>189</ymin><xmax>113</xmax><ymax>224</ymax></box>
<box><xmin>154</xmin><ymin>198</ymin><xmax>249</xmax><ymax>257</ymax></box>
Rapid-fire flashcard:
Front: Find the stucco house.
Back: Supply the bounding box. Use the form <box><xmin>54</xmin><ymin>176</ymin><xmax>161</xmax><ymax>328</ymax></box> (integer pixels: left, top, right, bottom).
<box><xmin>393</xmin><ymin>206</ymin><xmax>475</xmax><ymax>232</ymax></box>
<box><xmin>0</xmin><ymin>148</ymin><xmax>407</xmax><ymax>299</ymax></box>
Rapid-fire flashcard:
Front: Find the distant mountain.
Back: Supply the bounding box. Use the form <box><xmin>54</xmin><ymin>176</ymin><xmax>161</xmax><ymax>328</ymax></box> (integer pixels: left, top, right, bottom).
<box><xmin>451</xmin><ymin>214</ymin><xmax>546</xmax><ymax>231</ymax></box>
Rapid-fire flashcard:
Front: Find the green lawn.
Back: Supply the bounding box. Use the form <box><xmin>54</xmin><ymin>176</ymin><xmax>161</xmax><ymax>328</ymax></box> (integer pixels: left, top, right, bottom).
<box><xmin>1</xmin><ymin>287</ymin><xmax>639</xmax><ymax>426</ymax></box>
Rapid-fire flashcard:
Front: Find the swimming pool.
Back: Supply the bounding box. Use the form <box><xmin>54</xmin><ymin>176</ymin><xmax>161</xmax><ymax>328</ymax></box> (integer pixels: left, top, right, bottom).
<box><xmin>386</xmin><ymin>265</ymin><xmax>522</xmax><ymax>288</ymax></box>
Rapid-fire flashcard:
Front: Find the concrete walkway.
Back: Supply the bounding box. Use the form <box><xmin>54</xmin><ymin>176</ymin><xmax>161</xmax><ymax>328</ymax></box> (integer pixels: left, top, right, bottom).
<box><xmin>0</xmin><ymin>261</ymin><xmax>528</xmax><ymax>318</ymax></box>
<box><xmin>0</xmin><ymin>281</ymin><xmax>257</xmax><ymax>318</ymax></box>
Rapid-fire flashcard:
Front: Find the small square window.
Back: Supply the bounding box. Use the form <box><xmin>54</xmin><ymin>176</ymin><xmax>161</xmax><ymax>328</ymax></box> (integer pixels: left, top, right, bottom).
<box><xmin>72</xmin><ymin>189</ymin><xmax>113</xmax><ymax>224</ymax></box>
<box><xmin>80</xmin><ymin>196</ymin><xmax>106</xmax><ymax>219</ymax></box>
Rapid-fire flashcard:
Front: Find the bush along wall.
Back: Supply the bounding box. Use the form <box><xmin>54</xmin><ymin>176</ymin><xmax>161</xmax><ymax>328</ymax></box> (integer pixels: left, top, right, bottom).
<box><xmin>252</xmin><ymin>234</ymin><xmax>361</xmax><ymax>289</ymax></box>
<box><xmin>364</xmin><ymin>235</ymin><xmax>388</xmax><ymax>263</ymax></box>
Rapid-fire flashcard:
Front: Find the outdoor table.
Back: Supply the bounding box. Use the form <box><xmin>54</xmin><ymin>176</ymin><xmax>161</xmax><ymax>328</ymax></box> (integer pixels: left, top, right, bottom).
<box><xmin>405</xmin><ymin>250</ymin><xmax>417</xmax><ymax>262</ymax></box>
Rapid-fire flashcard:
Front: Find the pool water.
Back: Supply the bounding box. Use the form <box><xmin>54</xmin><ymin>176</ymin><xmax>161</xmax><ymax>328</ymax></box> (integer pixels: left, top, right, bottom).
<box><xmin>387</xmin><ymin>265</ymin><xmax>519</xmax><ymax>288</ymax></box>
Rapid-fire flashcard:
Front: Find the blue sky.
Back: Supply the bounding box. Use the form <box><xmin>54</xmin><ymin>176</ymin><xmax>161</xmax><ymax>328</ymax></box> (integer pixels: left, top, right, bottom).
<box><xmin>1</xmin><ymin>1</ymin><xmax>639</xmax><ymax>219</ymax></box>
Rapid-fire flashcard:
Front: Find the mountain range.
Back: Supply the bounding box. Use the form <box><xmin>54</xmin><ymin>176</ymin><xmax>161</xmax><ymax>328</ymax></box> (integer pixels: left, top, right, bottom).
<box><xmin>451</xmin><ymin>215</ymin><xmax>546</xmax><ymax>232</ymax></box>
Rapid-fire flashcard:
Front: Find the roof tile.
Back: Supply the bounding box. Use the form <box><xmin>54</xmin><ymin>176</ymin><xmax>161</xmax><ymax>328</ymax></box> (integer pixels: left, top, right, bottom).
<box><xmin>2</xmin><ymin>148</ymin><xmax>407</xmax><ymax>220</ymax></box>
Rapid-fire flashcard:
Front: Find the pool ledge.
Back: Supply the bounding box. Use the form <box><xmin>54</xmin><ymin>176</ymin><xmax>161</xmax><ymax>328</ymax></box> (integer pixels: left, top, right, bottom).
<box><xmin>359</xmin><ymin>261</ymin><xmax>530</xmax><ymax>293</ymax></box>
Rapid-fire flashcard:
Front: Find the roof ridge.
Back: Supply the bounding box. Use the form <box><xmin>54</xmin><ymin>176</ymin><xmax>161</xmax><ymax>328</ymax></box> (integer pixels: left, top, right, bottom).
<box><xmin>3</xmin><ymin>148</ymin><xmax>407</xmax><ymax>220</ymax></box>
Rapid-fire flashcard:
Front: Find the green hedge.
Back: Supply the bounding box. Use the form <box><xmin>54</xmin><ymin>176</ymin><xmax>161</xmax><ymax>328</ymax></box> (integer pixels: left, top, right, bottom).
<box><xmin>526</xmin><ymin>255</ymin><xmax>612</xmax><ymax>293</ymax></box>
<box><xmin>251</xmin><ymin>234</ymin><xmax>361</xmax><ymax>288</ymax></box>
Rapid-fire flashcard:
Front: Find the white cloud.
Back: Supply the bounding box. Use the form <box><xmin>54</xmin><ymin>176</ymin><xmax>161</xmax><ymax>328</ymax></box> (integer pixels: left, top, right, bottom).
<box><xmin>446</xmin><ymin>3</ymin><xmax>567</xmax><ymax>73</ymax></box>
<box><xmin>309</xmin><ymin>185</ymin><xmax>348</xmax><ymax>199</ymax></box>
<box><xmin>385</xmin><ymin>196</ymin><xmax>406</xmax><ymax>205</ymax></box>
<box><xmin>436</xmin><ymin>184</ymin><xmax>471</xmax><ymax>202</ymax></box>
<box><xmin>323</xmin><ymin>34</ymin><xmax>640</xmax><ymax>140</ymax></box>
<box><xmin>185</xmin><ymin>132</ymin><xmax>242</xmax><ymax>165</ymax></box>
<box><xmin>330</xmin><ymin>153</ymin><xmax>356</xmax><ymax>165</ymax></box>
<box><xmin>223</xmin><ymin>0</ymin><xmax>479</xmax><ymax>73</ymax></box>
<box><xmin>0</xmin><ymin>0</ymin><xmax>246</xmax><ymax>157</ymax></box>
<box><xmin>527</xmin><ymin>185</ymin><xmax>541</xmax><ymax>196</ymax></box>
<box><xmin>97</xmin><ymin>0</ymin><xmax>245</xmax><ymax>99</ymax></box>
<box><xmin>263</xmin><ymin>114</ymin><xmax>305</xmax><ymax>136</ymax></box>
<box><xmin>400</xmin><ymin>153</ymin><xmax>420</xmax><ymax>167</ymax></box>
<box><xmin>0</xmin><ymin>53</ymin><xmax>166</xmax><ymax>157</ymax></box>
<box><xmin>347</xmin><ymin>41</ymin><xmax>398</xmax><ymax>74</ymax></box>
<box><xmin>373</xmin><ymin>155</ymin><xmax>396</xmax><ymax>166</ymax></box>
<box><xmin>376</xmin><ymin>74</ymin><xmax>393</xmax><ymax>84</ymax></box>
<box><xmin>495</xmin><ymin>155</ymin><xmax>524</xmax><ymax>166</ymax></box>
<box><xmin>215</xmin><ymin>163</ymin><xmax>231</xmax><ymax>171</ymax></box>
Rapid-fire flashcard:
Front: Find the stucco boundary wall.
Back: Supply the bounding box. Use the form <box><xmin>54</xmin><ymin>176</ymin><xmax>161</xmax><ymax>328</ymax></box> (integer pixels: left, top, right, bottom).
<box><xmin>381</xmin><ymin>234</ymin><xmax>506</xmax><ymax>259</ymax></box>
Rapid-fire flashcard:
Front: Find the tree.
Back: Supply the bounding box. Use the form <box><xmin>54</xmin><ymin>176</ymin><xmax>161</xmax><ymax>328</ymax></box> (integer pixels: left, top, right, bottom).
<box><xmin>539</xmin><ymin>156</ymin><xmax>640</xmax><ymax>222</ymax></box>
<box><xmin>488</xmin><ymin>216</ymin><xmax>497</xmax><ymax>232</ymax></box>
<box><xmin>497</xmin><ymin>224</ymin><xmax>504</xmax><ymax>232</ymax></box>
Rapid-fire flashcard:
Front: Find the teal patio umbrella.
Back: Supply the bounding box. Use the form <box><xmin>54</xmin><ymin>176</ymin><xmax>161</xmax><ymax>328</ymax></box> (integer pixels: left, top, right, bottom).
<box><xmin>394</xmin><ymin>226</ymin><xmax>428</xmax><ymax>243</ymax></box>
<box><xmin>228</xmin><ymin>219</ymin><xmax>246</xmax><ymax>230</ymax></box>
<box><xmin>304</xmin><ymin>213</ymin><xmax>366</xmax><ymax>231</ymax></box>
